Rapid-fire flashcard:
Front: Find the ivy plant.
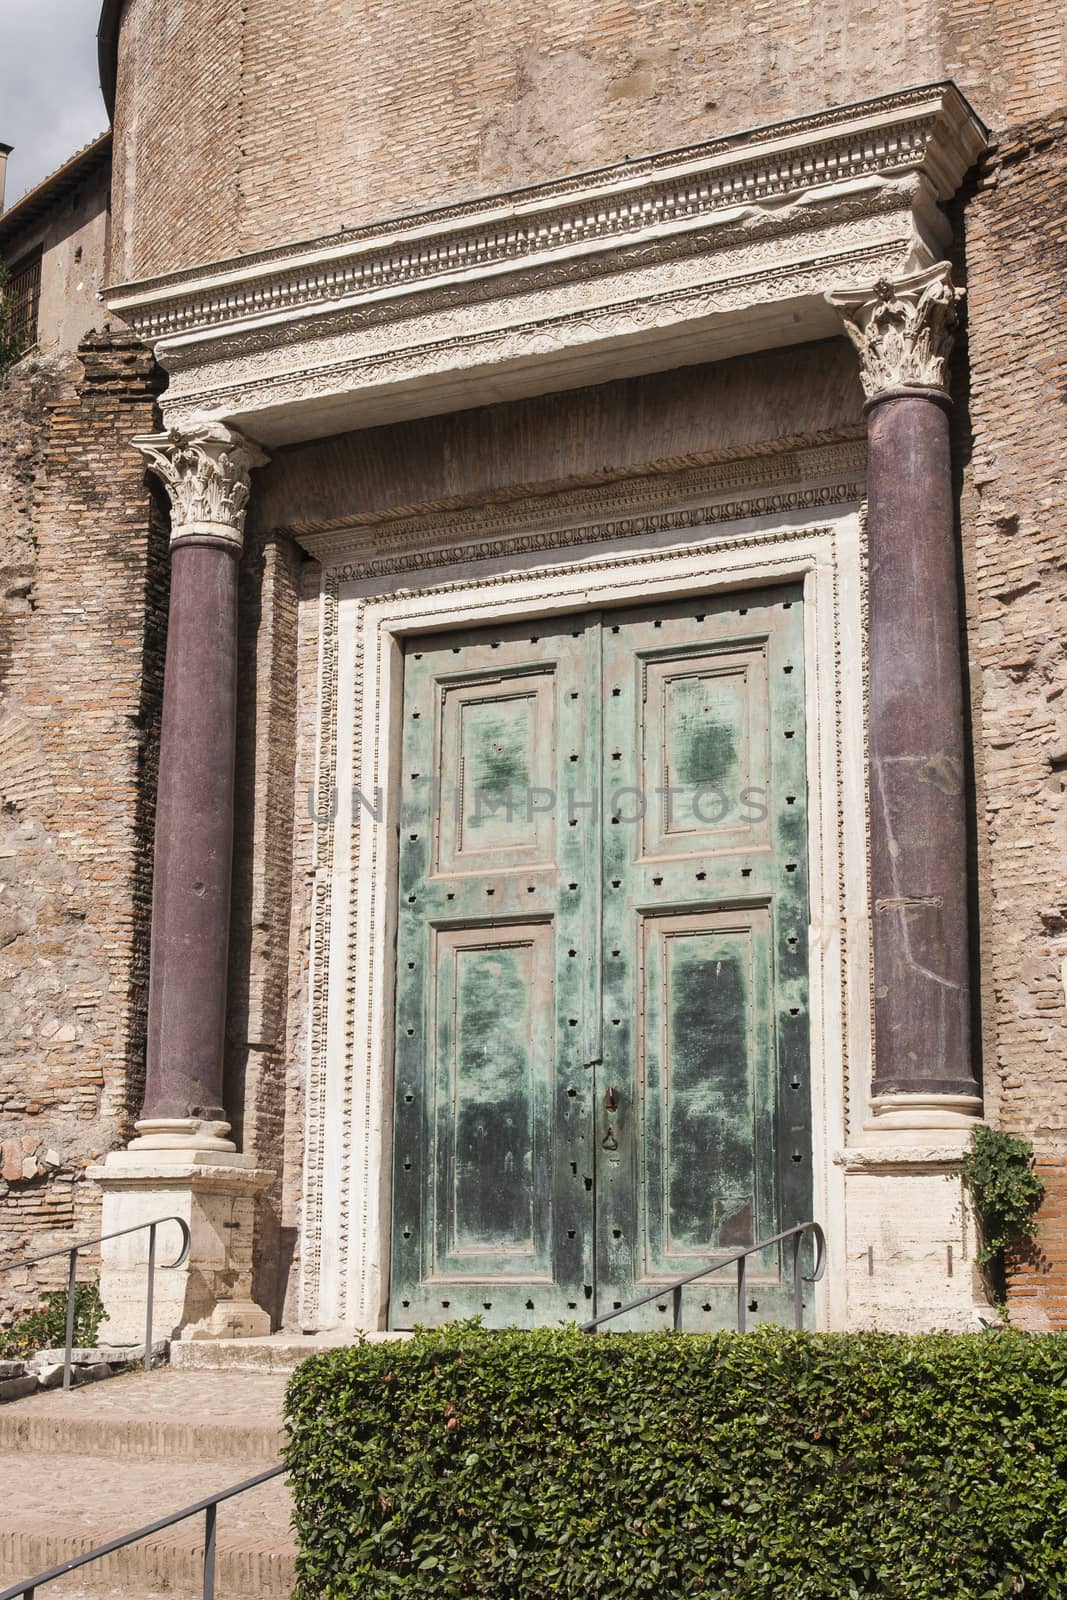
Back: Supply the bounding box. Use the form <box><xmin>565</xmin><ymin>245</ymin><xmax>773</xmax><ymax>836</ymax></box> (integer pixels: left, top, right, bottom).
<box><xmin>961</xmin><ymin>1123</ymin><xmax>1044</xmax><ymax>1266</ymax></box>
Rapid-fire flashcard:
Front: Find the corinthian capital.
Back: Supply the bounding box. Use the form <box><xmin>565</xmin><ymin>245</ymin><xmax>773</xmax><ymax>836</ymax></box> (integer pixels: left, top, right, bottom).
<box><xmin>133</xmin><ymin>423</ymin><xmax>269</xmax><ymax>548</ymax></box>
<box><xmin>826</xmin><ymin>262</ymin><xmax>962</xmax><ymax>399</ymax></box>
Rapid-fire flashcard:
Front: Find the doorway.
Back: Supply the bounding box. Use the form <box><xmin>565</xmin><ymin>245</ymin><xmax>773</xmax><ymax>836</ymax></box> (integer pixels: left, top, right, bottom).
<box><xmin>389</xmin><ymin>583</ymin><xmax>811</xmax><ymax>1328</ymax></box>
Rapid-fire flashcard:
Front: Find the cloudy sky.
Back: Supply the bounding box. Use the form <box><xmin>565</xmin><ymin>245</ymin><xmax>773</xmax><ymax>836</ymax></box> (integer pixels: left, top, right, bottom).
<box><xmin>1</xmin><ymin>0</ymin><xmax>107</xmax><ymax>209</ymax></box>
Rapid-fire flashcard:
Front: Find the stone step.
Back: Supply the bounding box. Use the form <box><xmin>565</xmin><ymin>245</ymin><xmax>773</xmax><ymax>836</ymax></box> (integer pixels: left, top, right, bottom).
<box><xmin>0</xmin><ymin>1368</ymin><xmax>287</xmax><ymax>1462</ymax></box>
<box><xmin>0</xmin><ymin>1486</ymin><xmax>294</xmax><ymax>1599</ymax></box>
<box><xmin>0</xmin><ymin>1405</ymin><xmax>284</xmax><ymax>1464</ymax></box>
<box><xmin>0</xmin><ymin>1370</ymin><xmax>295</xmax><ymax>1599</ymax></box>
<box><xmin>169</xmin><ymin>1328</ymin><xmax>408</xmax><ymax>1372</ymax></box>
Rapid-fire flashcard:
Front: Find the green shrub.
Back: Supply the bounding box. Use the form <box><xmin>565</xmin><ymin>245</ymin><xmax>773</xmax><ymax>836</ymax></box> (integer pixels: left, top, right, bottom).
<box><xmin>285</xmin><ymin>1322</ymin><xmax>1067</xmax><ymax>1599</ymax></box>
<box><xmin>0</xmin><ymin>1281</ymin><xmax>108</xmax><ymax>1361</ymax></box>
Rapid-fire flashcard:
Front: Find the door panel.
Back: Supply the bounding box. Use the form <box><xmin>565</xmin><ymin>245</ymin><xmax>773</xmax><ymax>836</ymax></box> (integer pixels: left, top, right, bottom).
<box><xmin>390</xmin><ymin>585</ymin><xmax>811</xmax><ymax>1331</ymax></box>
<box><xmin>641</xmin><ymin>908</ymin><xmax>774</xmax><ymax>1267</ymax></box>
<box><xmin>436</xmin><ymin>671</ymin><xmax>557</xmax><ymax>872</ymax></box>
<box><xmin>641</xmin><ymin>644</ymin><xmax>771</xmax><ymax>858</ymax></box>
<box><xmin>391</xmin><ymin>618</ymin><xmax>597</xmax><ymax>1328</ymax></box>
<box><xmin>599</xmin><ymin>586</ymin><xmax>809</xmax><ymax>1329</ymax></box>
<box><xmin>432</xmin><ymin>924</ymin><xmax>554</xmax><ymax>1271</ymax></box>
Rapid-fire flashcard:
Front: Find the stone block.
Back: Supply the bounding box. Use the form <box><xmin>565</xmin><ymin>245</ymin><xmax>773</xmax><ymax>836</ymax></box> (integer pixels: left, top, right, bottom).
<box><xmin>0</xmin><ymin>1360</ymin><xmax>26</xmax><ymax>1379</ymax></box>
<box><xmin>838</xmin><ymin>1144</ymin><xmax>989</xmax><ymax>1331</ymax></box>
<box><xmin>0</xmin><ymin>1375</ymin><xmax>38</xmax><ymax>1402</ymax></box>
<box><xmin>32</xmin><ymin>1362</ymin><xmax>65</xmax><ymax>1390</ymax></box>
<box><xmin>72</xmin><ymin>1362</ymin><xmax>115</xmax><ymax>1385</ymax></box>
<box><xmin>33</xmin><ymin>1347</ymin><xmax>102</xmax><ymax>1364</ymax></box>
<box><xmin>95</xmin><ymin>1339</ymin><xmax>169</xmax><ymax>1364</ymax></box>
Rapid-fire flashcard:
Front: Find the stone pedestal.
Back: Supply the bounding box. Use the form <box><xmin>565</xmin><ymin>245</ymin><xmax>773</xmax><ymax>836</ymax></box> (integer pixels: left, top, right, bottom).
<box><xmin>90</xmin><ymin>1150</ymin><xmax>272</xmax><ymax>1344</ymax></box>
<box><xmin>837</xmin><ymin>1141</ymin><xmax>988</xmax><ymax>1331</ymax></box>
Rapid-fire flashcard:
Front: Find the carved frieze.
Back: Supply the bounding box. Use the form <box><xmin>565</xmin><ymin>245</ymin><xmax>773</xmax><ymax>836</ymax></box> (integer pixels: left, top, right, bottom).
<box><xmin>825</xmin><ymin>261</ymin><xmax>961</xmax><ymax>398</ymax></box>
<box><xmin>132</xmin><ymin>424</ymin><xmax>269</xmax><ymax>547</ymax></box>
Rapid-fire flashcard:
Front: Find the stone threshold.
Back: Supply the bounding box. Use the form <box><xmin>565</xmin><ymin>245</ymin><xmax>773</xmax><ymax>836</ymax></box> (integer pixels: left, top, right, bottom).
<box><xmin>170</xmin><ymin>1328</ymin><xmax>412</xmax><ymax>1372</ymax></box>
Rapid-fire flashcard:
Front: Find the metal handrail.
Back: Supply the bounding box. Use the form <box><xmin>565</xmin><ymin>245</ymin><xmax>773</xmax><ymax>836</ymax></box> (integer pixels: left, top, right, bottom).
<box><xmin>0</xmin><ymin>1463</ymin><xmax>287</xmax><ymax>1600</ymax></box>
<box><xmin>581</xmin><ymin>1219</ymin><xmax>826</xmax><ymax>1333</ymax></box>
<box><xmin>0</xmin><ymin>1217</ymin><xmax>191</xmax><ymax>1390</ymax></box>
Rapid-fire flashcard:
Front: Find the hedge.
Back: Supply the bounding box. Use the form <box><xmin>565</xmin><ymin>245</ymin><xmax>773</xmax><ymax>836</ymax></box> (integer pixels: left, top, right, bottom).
<box><xmin>285</xmin><ymin>1322</ymin><xmax>1067</xmax><ymax>1599</ymax></box>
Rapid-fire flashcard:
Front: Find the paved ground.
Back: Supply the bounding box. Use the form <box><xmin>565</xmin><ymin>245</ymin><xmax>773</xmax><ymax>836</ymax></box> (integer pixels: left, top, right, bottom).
<box><xmin>0</xmin><ymin>1368</ymin><xmax>295</xmax><ymax>1598</ymax></box>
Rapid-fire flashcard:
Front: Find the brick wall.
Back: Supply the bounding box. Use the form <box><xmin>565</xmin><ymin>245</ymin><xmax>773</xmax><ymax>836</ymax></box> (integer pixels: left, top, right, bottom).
<box><xmin>109</xmin><ymin>0</ymin><xmax>1067</xmax><ymax>282</ymax></box>
<box><xmin>958</xmin><ymin>114</ymin><xmax>1067</xmax><ymax>1323</ymax></box>
<box><xmin>0</xmin><ymin>331</ymin><xmax>165</xmax><ymax>1319</ymax></box>
<box><xmin>1007</xmin><ymin>1165</ymin><xmax>1067</xmax><ymax>1331</ymax></box>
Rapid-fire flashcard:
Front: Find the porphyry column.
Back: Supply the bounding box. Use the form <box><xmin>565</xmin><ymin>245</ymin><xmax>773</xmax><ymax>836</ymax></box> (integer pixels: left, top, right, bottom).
<box><xmin>129</xmin><ymin>424</ymin><xmax>267</xmax><ymax>1150</ymax></box>
<box><xmin>92</xmin><ymin>422</ymin><xmax>273</xmax><ymax>1344</ymax></box>
<box><xmin>828</xmin><ymin>263</ymin><xmax>981</xmax><ymax>1126</ymax></box>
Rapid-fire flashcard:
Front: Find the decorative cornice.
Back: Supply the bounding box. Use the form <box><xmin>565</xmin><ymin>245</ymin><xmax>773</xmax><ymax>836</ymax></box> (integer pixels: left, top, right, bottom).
<box><xmin>107</xmin><ymin>84</ymin><xmax>985</xmax><ymax>446</ymax></box>
<box><xmin>825</xmin><ymin>260</ymin><xmax>961</xmax><ymax>397</ymax></box>
<box><xmin>330</xmin><ymin>485</ymin><xmax>861</xmax><ymax>587</ymax></box>
<box><xmin>107</xmin><ymin>84</ymin><xmax>984</xmax><ymax>343</ymax></box>
<box><xmin>133</xmin><ymin>424</ymin><xmax>269</xmax><ymax>548</ymax></box>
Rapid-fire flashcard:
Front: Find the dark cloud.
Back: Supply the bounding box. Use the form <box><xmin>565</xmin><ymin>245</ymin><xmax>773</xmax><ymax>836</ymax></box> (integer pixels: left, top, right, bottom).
<box><xmin>0</xmin><ymin>0</ymin><xmax>106</xmax><ymax>208</ymax></box>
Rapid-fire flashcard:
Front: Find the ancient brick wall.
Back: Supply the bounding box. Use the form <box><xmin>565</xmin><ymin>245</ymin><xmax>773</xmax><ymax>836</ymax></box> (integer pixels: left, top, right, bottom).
<box><xmin>109</xmin><ymin>0</ymin><xmax>1067</xmax><ymax>282</ymax></box>
<box><xmin>0</xmin><ymin>331</ymin><xmax>165</xmax><ymax>1318</ymax></box>
<box><xmin>957</xmin><ymin>113</ymin><xmax>1067</xmax><ymax>1323</ymax></box>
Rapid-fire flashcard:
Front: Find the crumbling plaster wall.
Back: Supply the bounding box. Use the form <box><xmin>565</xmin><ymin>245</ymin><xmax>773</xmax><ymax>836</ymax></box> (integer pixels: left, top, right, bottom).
<box><xmin>3</xmin><ymin>170</ymin><xmax>112</xmax><ymax>356</ymax></box>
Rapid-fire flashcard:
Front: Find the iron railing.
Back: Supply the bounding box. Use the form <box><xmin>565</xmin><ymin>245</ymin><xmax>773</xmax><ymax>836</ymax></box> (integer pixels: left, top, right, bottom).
<box><xmin>581</xmin><ymin>1219</ymin><xmax>826</xmax><ymax>1333</ymax></box>
<box><xmin>0</xmin><ymin>1463</ymin><xmax>287</xmax><ymax>1600</ymax></box>
<box><xmin>0</xmin><ymin>1216</ymin><xmax>191</xmax><ymax>1390</ymax></box>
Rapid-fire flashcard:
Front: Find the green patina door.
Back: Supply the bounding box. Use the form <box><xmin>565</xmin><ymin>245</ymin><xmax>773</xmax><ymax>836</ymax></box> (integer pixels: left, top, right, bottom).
<box><xmin>390</xmin><ymin>585</ymin><xmax>811</xmax><ymax>1330</ymax></box>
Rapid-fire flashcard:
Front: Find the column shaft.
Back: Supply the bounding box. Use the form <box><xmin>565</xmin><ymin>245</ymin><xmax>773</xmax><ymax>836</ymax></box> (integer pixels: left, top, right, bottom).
<box><xmin>866</xmin><ymin>388</ymin><xmax>977</xmax><ymax>1101</ymax></box>
<box><xmin>143</xmin><ymin>538</ymin><xmax>239</xmax><ymax>1122</ymax></box>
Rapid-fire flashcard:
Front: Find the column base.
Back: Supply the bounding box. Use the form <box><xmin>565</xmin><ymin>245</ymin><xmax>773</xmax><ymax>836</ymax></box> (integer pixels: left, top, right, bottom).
<box><xmin>865</xmin><ymin>1091</ymin><xmax>982</xmax><ymax>1136</ymax></box>
<box><xmin>129</xmin><ymin>1117</ymin><xmax>238</xmax><ymax>1156</ymax></box>
<box><xmin>88</xmin><ymin>1150</ymin><xmax>273</xmax><ymax>1345</ymax></box>
<box><xmin>835</xmin><ymin>1143</ymin><xmax>990</xmax><ymax>1331</ymax></box>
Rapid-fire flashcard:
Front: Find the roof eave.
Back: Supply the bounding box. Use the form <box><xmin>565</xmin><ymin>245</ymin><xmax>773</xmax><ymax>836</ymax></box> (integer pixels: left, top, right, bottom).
<box><xmin>98</xmin><ymin>0</ymin><xmax>123</xmax><ymax>123</ymax></box>
<box><xmin>0</xmin><ymin>132</ymin><xmax>112</xmax><ymax>252</ymax></box>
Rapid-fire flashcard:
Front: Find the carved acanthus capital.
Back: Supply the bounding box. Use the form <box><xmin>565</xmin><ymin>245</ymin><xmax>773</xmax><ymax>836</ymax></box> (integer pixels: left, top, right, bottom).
<box><xmin>826</xmin><ymin>261</ymin><xmax>961</xmax><ymax>399</ymax></box>
<box><xmin>133</xmin><ymin>423</ymin><xmax>269</xmax><ymax>548</ymax></box>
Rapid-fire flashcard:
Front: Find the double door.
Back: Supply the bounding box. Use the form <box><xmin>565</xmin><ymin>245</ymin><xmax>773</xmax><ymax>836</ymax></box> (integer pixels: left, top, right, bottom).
<box><xmin>390</xmin><ymin>584</ymin><xmax>811</xmax><ymax>1329</ymax></box>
